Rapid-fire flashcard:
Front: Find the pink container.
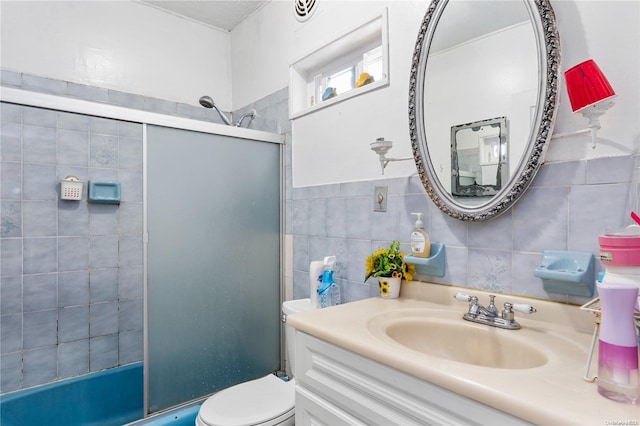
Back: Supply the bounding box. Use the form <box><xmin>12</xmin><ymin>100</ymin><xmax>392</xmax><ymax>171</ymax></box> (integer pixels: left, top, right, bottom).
<box><xmin>599</xmin><ymin>235</ymin><xmax>640</xmax><ymax>267</ymax></box>
<box><xmin>597</xmin><ymin>282</ymin><xmax>639</xmax><ymax>403</ymax></box>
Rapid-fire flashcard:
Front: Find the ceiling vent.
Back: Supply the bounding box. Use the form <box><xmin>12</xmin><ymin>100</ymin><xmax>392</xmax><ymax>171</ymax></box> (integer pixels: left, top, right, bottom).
<box><xmin>294</xmin><ymin>0</ymin><xmax>317</xmax><ymax>22</ymax></box>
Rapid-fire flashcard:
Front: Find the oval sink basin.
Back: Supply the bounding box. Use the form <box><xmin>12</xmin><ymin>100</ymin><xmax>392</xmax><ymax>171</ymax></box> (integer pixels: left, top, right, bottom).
<box><xmin>368</xmin><ymin>310</ymin><xmax>549</xmax><ymax>369</ymax></box>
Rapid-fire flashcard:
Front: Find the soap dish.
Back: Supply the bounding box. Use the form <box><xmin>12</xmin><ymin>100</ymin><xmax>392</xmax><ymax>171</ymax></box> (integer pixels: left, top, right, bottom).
<box><xmin>404</xmin><ymin>243</ymin><xmax>446</xmax><ymax>277</ymax></box>
<box><xmin>88</xmin><ymin>181</ymin><xmax>121</xmax><ymax>204</ymax></box>
<box><xmin>533</xmin><ymin>250</ymin><xmax>595</xmax><ymax>297</ymax></box>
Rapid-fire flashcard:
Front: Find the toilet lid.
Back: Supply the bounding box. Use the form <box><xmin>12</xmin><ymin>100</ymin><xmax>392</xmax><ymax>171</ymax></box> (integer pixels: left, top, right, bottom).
<box><xmin>198</xmin><ymin>375</ymin><xmax>295</xmax><ymax>426</ymax></box>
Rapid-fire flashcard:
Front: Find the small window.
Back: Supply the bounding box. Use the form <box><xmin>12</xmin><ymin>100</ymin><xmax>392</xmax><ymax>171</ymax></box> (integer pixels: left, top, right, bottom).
<box><xmin>314</xmin><ymin>45</ymin><xmax>384</xmax><ymax>103</ymax></box>
<box><xmin>289</xmin><ymin>9</ymin><xmax>389</xmax><ymax>118</ymax></box>
<box><xmin>327</xmin><ymin>66</ymin><xmax>356</xmax><ymax>95</ymax></box>
<box><xmin>363</xmin><ymin>46</ymin><xmax>383</xmax><ymax>82</ymax></box>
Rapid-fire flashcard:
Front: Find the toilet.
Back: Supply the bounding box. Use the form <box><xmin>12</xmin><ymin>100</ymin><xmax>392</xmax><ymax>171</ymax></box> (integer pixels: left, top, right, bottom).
<box><xmin>196</xmin><ymin>298</ymin><xmax>311</xmax><ymax>426</ymax></box>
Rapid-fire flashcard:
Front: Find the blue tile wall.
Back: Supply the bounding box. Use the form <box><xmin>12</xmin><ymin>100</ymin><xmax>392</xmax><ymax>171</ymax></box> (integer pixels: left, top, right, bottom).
<box><xmin>0</xmin><ymin>73</ymin><xmax>146</xmax><ymax>393</ymax></box>
<box><xmin>289</xmin><ymin>156</ymin><xmax>640</xmax><ymax>306</ymax></box>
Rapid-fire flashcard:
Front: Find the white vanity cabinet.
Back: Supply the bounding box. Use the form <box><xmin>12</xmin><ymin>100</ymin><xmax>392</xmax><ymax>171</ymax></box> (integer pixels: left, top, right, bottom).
<box><xmin>294</xmin><ymin>331</ymin><xmax>530</xmax><ymax>426</ymax></box>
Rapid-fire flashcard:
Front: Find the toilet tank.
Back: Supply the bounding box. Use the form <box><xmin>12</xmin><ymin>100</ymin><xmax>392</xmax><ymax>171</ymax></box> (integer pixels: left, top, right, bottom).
<box><xmin>282</xmin><ymin>298</ymin><xmax>312</xmax><ymax>378</ymax></box>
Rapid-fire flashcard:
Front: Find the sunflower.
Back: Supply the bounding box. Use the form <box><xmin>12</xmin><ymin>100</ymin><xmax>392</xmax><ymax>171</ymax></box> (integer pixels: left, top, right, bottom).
<box><xmin>364</xmin><ymin>240</ymin><xmax>414</xmax><ymax>281</ymax></box>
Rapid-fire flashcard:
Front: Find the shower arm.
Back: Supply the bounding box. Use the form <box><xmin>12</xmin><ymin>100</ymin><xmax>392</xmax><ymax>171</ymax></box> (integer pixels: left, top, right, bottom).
<box><xmin>234</xmin><ymin>110</ymin><xmax>257</xmax><ymax>127</ymax></box>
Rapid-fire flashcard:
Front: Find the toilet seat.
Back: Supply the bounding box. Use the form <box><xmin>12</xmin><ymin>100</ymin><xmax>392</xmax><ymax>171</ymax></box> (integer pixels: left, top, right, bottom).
<box><xmin>196</xmin><ymin>374</ymin><xmax>295</xmax><ymax>426</ymax></box>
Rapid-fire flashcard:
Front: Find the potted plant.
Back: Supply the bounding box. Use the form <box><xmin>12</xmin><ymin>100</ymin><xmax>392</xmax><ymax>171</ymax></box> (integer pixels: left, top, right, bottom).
<box><xmin>365</xmin><ymin>241</ymin><xmax>415</xmax><ymax>298</ymax></box>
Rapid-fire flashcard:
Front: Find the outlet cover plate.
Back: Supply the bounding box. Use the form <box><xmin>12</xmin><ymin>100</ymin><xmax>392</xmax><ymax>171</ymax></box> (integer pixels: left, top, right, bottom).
<box><xmin>374</xmin><ymin>186</ymin><xmax>388</xmax><ymax>212</ymax></box>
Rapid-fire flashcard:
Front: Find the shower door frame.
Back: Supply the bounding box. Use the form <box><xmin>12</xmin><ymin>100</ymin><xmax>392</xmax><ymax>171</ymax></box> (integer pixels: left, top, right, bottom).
<box><xmin>143</xmin><ymin>124</ymin><xmax>284</xmax><ymax>414</ymax></box>
<box><xmin>141</xmin><ymin>124</ymin><xmax>285</xmax><ymax>418</ymax></box>
<box><xmin>0</xmin><ymin>87</ymin><xmax>287</xmax><ymax>418</ymax></box>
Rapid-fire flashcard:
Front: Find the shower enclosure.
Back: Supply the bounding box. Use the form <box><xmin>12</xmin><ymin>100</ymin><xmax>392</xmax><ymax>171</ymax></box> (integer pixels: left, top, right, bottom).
<box><xmin>0</xmin><ymin>84</ymin><xmax>284</xmax><ymax>421</ymax></box>
<box><xmin>145</xmin><ymin>125</ymin><xmax>282</xmax><ymax>414</ymax></box>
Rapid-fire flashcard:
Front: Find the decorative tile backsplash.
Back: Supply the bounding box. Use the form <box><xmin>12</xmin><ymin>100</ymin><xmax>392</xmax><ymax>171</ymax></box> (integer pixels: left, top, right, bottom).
<box><xmin>289</xmin><ymin>156</ymin><xmax>639</xmax><ymax>307</ymax></box>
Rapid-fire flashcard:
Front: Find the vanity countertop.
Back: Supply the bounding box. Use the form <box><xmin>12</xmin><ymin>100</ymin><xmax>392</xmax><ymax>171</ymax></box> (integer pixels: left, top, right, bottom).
<box><xmin>287</xmin><ymin>282</ymin><xmax>640</xmax><ymax>425</ymax></box>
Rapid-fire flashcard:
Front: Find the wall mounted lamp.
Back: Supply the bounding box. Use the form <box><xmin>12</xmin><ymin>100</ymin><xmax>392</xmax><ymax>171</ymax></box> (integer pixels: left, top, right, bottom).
<box><xmin>370</xmin><ymin>137</ymin><xmax>413</xmax><ymax>175</ymax></box>
<box><xmin>552</xmin><ymin>59</ymin><xmax>616</xmax><ymax>149</ymax></box>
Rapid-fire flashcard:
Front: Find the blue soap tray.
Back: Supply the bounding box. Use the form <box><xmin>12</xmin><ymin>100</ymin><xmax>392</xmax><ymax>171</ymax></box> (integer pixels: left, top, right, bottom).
<box><xmin>88</xmin><ymin>181</ymin><xmax>121</xmax><ymax>204</ymax></box>
<box><xmin>404</xmin><ymin>243</ymin><xmax>446</xmax><ymax>277</ymax></box>
<box><xmin>533</xmin><ymin>250</ymin><xmax>595</xmax><ymax>297</ymax></box>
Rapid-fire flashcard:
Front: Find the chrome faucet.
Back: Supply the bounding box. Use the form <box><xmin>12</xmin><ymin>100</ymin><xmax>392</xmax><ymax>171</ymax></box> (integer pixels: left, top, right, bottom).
<box><xmin>454</xmin><ymin>293</ymin><xmax>536</xmax><ymax>330</ymax></box>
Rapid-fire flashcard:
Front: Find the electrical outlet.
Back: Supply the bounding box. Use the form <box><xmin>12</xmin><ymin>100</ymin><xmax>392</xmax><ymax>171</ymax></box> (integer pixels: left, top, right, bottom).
<box><xmin>373</xmin><ymin>186</ymin><xmax>387</xmax><ymax>212</ymax></box>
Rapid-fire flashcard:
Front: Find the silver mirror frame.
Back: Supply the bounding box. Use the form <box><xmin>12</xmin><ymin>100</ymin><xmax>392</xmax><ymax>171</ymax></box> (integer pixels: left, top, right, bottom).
<box><xmin>409</xmin><ymin>0</ymin><xmax>560</xmax><ymax>221</ymax></box>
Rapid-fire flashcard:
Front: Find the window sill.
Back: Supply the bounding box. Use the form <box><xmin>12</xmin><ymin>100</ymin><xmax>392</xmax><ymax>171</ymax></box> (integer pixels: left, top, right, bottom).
<box><xmin>289</xmin><ymin>77</ymin><xmax>388</xmax><ymax>120</ymax></box>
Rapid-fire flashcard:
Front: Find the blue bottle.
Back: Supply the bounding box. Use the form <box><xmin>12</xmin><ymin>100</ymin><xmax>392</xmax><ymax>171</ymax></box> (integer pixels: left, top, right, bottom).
<box><xmin>317</xmin><ymin>256</ymin><xmax>336</xmax><ymax>308</ymax></box>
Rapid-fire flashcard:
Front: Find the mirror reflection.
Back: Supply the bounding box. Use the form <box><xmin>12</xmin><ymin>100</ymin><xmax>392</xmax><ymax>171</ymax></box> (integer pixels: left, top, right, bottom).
<box><xmin>423</xmin><ymin>0</ymin><xmax>536</xmax><ymax>207</ymax></box>
<box><xmin>409</xmin><ymin>0</ymin><xmax>560</xmax><ymax>221</ymax></box>
<box><xmin>451</xmin><ymin>116</ymin><xmax>507</xmax><ymax>199</ymax></box>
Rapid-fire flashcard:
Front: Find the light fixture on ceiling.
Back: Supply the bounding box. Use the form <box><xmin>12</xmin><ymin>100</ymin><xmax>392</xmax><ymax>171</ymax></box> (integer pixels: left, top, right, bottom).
<box><xmin>552</xmin><ymin>59</ymin><xmax>616</xmax><ymax>149</ymax></box>
<box><xmin>370</xmin><ymin>137</ymin><xmax>412</xmax><ymax>175</ymax></box>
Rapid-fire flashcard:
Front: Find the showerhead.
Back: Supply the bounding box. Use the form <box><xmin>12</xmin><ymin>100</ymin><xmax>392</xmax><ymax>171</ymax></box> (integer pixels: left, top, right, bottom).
<box><xmin>198</xmin><ymin>95</ymin><xmax>231</xmax><ymax>126</ymax></box>
<box><xmin>199</xmin><ymin>95</ymin><xmax>215</xmax><ymax>109</ymax></box>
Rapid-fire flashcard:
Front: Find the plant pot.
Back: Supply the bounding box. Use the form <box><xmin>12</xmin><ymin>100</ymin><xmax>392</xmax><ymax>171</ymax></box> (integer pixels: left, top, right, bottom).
<box><xmin>378</xmin><ymin>277</ymin><xmax>401</xmax><ymax>299</ymax></box>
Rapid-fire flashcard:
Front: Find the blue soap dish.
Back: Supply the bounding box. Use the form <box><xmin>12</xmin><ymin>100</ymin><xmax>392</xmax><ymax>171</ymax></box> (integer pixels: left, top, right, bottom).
<box><xmin>533</xmin><ymin>250</ymin><xmax>595</xmax><ymax>297</ymax></box>
<box><xmin>88</xmin><ymin>181</ymin><xmax>121</xmax><ymax>204</ymax></box>
<box><xmin>404</xmin><ymin>243</ymin><xmax>446</xmax><ymax>277</ymax></box>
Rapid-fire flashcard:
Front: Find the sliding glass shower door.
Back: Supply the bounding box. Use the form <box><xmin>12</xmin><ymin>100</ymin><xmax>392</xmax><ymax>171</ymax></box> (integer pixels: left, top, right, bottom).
<box><xmin>145</xmin><ymin>125</ymin><xmax>282</xmax><ymax>414</ymax></box>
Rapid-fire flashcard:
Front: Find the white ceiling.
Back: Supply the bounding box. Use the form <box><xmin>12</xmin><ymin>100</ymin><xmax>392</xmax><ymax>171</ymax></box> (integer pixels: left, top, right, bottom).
<box><xmin>431</xmin><ymin>1</ymin><xmax>531</xmax><ymax>53</ymax></box>
<box><xmin>140</xmin><ymin>1</ymin><xmax>529</xmax><ymax>48</ymax></box>
<box><xmin>138</xmin><ymin>0</ymin><xmax>270</xmax><ymax>31</ymax></box>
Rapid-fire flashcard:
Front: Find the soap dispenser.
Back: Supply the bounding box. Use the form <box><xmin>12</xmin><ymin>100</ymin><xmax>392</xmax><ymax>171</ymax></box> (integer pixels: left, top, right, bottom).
<box><xmin>317</xmin><ymin>256</ymin><xmax>337</xmax><ymax>308</ymax></box>
<box><xmin>596</xmin><ymin>281</ymin><xmax>639</xmax><ymax>404</ymax></box>
<box><xmin>410</xmin><ymin>213</ymin><xmax>430</xmax><ymax>258</ymax></box>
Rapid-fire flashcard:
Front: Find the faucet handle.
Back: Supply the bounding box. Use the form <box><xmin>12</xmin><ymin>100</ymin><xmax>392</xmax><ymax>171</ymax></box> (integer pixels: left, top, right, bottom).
<box><xmin>512</xmin><ymin>303</ymin><xmax>537</xmax><ymax>314</ymax></box>
<box><xmin>487</xmin><ymin>295</ymin><xmax>498</xmax><ymax>315</ymax></box>
<box><xmin>454</xmin><ymin>292</ymin><xmax>472</xmax><ymax>302</ymax></box>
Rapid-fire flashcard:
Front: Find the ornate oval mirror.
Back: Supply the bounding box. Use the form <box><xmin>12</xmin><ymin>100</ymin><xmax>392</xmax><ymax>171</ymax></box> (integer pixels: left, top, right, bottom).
<box><xmin>409</xmin><ymin>0</ymin><xmax>560</xmax><ymax>221</ymax></box>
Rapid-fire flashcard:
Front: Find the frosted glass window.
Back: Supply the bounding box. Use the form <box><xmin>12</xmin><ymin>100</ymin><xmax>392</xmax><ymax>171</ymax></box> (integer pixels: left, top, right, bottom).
<box><xmin>327</xmin><ymin>66</ymin><xmax>355</xmax><ymax>94</ymax></box>
<box><xmin>364</xmin><ymin>46</ymin><xmax>383</xmax><ymax>81</ymax></box>
<box><xmin>145</xmin><ymin>125</ymin><xmax>281</xmax><ymax>413</ymax></box>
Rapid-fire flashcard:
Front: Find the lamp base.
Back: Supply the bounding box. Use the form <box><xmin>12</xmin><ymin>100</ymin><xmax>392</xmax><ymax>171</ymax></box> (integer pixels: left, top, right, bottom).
<box><xmin>370</xmin><ymin>138</ymin><xmax>393</xmax><ymax>156</ymax></box>
<box><xmin>581</xmin><ymin>99</ymin><xmax>615</xmax><ymax>129</ymax></box>
<box><xmin>551</xmin><ymin>98</ymin><xmax>615</xmax><ymax>149</ymax></box>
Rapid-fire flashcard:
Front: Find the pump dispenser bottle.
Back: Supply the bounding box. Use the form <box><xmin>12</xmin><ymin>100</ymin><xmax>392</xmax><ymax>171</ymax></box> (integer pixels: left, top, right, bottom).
<box><xmin>410</xmin><ymin>213</ymin><xmax>430</xmax><ymax>258</ymax></box>
<box><xmin>596</xmin><ymin>281</ymin><xmax>639</xmax><ymax>404</ymax></box>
